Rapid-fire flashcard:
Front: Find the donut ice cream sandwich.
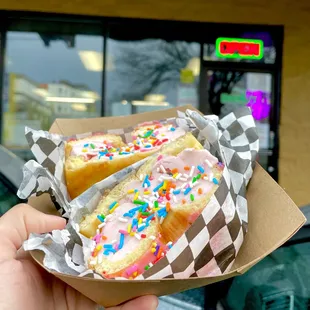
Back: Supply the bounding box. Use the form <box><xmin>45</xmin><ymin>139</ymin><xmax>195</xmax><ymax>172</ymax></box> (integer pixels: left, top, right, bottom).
<box><xmin>65</xmin><ymin>123</ymin><xmax>185</xmax><ymax>199</ymax></box>
<box><xmin>80</xmin><ymin>133</ymin><xmax>224</xmax><ymax>279</ymax></box>
<box><xmin>153</xmin><ymin>149</ymin><xmax>223</xmax><ymax>244</ymax></box>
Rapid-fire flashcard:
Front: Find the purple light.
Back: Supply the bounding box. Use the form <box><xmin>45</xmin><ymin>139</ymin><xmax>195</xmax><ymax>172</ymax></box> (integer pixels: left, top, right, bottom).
<box><xmin>246</xmin><ymin>90</ymin><xmax>271</xmax><ymax>120</ymax></box>
<box><xmin>241</xmin><ymin>32</ymin><xmax>273</xmax><ymax>48</ymax></box>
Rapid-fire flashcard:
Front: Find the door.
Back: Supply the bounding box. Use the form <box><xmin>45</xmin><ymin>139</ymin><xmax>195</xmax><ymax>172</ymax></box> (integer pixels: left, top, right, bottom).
<box><xmin>200</xmin><ymin>67</ymin><xmax>278</xmax><ymax>180</ymax></box>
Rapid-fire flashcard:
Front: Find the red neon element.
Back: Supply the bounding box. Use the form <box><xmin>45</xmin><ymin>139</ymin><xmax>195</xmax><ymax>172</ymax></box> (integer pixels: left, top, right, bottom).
<box><xmin>216</xmin><ymin>38</ymin><xmax>264</xmax><ymax>60</ymax></box>
<box><xmin>219</xmin><ymin>42</ymin><xmax>260</xmax><ymax>56</ymax></box>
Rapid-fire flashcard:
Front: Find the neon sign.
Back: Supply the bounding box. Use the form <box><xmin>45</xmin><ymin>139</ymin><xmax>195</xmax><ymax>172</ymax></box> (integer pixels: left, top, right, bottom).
<box><xmin>246</xmin><ymin>90</ymin><xmax>271</xmax><ymax>121</ymax></box>
<box><xmin>215</xmin><ymin>38</ymin><xmax>264</xmax><ymax>60</ymax></box>
<box><xmin>220</xmin><ymin>90</ymin><xmax>271</xmax><ymax>121</ymax></box>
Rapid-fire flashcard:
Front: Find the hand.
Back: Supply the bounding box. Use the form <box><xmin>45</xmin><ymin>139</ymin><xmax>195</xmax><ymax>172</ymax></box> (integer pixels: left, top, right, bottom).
<box><xmin>0</xmin><ymin>204</ymin><xmax>158</xmax><ymax>310</ymax></box>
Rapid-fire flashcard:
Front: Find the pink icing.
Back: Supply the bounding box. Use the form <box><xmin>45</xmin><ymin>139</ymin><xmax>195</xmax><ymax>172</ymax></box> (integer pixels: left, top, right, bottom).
<box><xmin>71</xmin><ymin>124</ymin><xmax>185</xmax><ymax>161</ymax></box>
<box><xmin>98</xmin><ymin>202</ymin><xmax>142</xmax><ymax>262</ymax></box>
<box><xmin>119</xmin><ymin>238</ymin><xmax>167</xmax><ymax>279</ymax></box>
<box><xmin>124</xmin><ymin>149</ymin><xmax>220</xmax><ymax>209</ymax></box>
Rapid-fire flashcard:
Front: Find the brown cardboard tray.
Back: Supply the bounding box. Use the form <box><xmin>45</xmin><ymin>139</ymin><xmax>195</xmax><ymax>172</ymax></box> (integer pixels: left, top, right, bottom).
<box><xmin>28</xmin><ymin>105</ymin><xmax>305</xmax><ymax>307</ymax></box>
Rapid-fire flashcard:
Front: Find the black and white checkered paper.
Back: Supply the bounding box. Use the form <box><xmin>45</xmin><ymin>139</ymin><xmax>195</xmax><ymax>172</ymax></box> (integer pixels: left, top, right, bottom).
<box><xmin>20</xmin><ymin>108</ymin><xmax>258</xmax><ymax>280</ymax></box>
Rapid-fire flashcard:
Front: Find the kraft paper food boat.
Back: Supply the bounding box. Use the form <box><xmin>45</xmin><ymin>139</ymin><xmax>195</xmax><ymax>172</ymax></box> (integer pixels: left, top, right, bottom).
<box><xmin>27</xmin><ymin>105</ymin><xmax>305</xmax><ymax>308</ymax></box>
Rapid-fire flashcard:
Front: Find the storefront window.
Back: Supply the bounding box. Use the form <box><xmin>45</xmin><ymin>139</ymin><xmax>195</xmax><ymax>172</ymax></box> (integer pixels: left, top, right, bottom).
<box><xmin>106</xmin><ymin>39</ymin><xmax>200</xmax><ymax>116</ymax></box>
<box><xmin>0</xmin><ymin>19</ymin><xmax>282</xmax><ymax>179</ymax></box>
<box><xmin>3</xmin><ymin>31</ymin><xmax>103</xmax><ymax>152</ymax></box>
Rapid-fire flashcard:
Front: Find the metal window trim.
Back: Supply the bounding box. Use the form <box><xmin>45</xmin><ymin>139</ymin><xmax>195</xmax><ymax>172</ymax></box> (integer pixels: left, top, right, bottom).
<box><xmin>0</xmin><ymin>29</ymin><xmax>6</xmax><ymax>145</ymax></box>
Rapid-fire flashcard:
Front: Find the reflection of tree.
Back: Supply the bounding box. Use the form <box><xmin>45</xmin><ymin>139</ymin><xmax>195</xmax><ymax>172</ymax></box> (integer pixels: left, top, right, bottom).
<box><xmin>114</xmin><ymin>40</ymin><xmax>198</xmax><ymax>101</ymax></box>
<box><xmin>112</xmin><ymin>40</ymin><xmax>244</xmax><ymax>116</ymax></box>
<box><xmin>39</xmin><ymin>34</ymin><xmax>75</xmax><ymax>48</ymax></box>
<box><xmin>208</xmin><ymin>71</ymin><xmax>244</xmax><ymax>115</ymax></box>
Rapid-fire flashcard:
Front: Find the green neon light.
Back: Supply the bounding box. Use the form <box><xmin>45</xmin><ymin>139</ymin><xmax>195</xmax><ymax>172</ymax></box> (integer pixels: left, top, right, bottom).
<box><xmin>220</xmin><ymin>93</ymin><xmax>247</xmax><ymax>105</ymax></box>
<box><xmin>215</xmin><ymin>37</ymin><xmax>264</xmax><ymax>60</ymax></box>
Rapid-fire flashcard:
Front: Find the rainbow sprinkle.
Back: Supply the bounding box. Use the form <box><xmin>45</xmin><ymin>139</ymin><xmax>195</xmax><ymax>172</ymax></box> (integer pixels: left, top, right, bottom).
<box><xmin>197</xmin><ymin>165</ymin><xmax>205</xmax><ymax>173</ymax></box>
<box><xmin>118</xmin><ymin>233</ymin><xmax>125</xmax><ymax>250</ymax></box>
<box><xmin>108</xmin><ymin>201</ymin><xmax>117</xmax><ymax>210</ymax></box>
<box><xmin>184</xmin><ymin>187</ymin><xmax>192</xmax><ymax>195</ymax></box>
<box><xmin>153</xmin><ymin>182</ymin><xmax>164</xmax><ymax>192</ymax></box>
<box><xmin>126</xmin><ymin>264</ymin><xmax>138</xmax><ymax>276</ymax></box>
<box><xmin>97</xmin><ymin>215</ymin><xmax>105</xmax><ymax>222</ymax></box>
<box><xmin>212</xmin><ymin>178</ymin><xmax>219</xmax><ymax>185</ymax></box>
<box><xmin>104</xmin><ymin>248</ymin><xmax>116</xmax><ymax>255</ymax></box>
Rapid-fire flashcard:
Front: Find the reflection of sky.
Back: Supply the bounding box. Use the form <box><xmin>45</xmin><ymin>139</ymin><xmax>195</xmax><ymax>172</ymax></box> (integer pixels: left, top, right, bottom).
<box><xmin>6</xmin><ymin>32</ymin><xmax>200</xmax><ymax>115</ymax></box>
<box><xmin>106</xmin><ymin>39</ymin><xmax>200</xmax><ymax>114</ymax></box>
<box><xmin>7</xmin><ymin>32</ymin><xmax>102</xmax><ymax>93</ymax></box>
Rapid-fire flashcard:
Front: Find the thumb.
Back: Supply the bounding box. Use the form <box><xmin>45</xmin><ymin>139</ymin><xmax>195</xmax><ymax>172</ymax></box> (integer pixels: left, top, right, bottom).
<box><xmin>0</xmin><ymin>204</ymin><xmax>66</xmax><ymax>261</ymax></box>
<box><xmin>107</xmin><ymin>296</ymin><xmax>158</xmax><ymax>310</ymax></box>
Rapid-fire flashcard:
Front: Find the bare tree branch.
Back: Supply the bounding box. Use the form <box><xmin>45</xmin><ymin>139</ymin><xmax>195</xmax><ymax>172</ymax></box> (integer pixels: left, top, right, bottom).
<box><xmin>113</xmin><ymin>40</ymin><xmax>198</xmax><ymax>102</ymax></box>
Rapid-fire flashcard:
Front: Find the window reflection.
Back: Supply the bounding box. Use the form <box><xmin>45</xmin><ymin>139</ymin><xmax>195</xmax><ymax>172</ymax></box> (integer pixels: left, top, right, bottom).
<box><xmin>3</xmin><ymin>32</ymin><xmax>103</xmax><ymax>153</ymax></box>
<box><xmin>0</xmin><ymin>176</ymin><xmax>20</xmax><ymax>215</ymax></box>
<box><xmin>106</xmin><ymin>39</ymin><xmax>200</xmax><ymax>116</ymax></box>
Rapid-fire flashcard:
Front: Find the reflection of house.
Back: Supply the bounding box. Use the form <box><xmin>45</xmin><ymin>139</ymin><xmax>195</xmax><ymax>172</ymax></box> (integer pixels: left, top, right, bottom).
<box><xmin>40</xmin><ymin>81</ymin><xmax>99</xmax><ymax>117</ymax></box>
<box><xmin>3</xmin><ymin>73</ymin><xmax>53</xmax><ymax>148</ymax></box>
<box><xmin>3</xmin><ymin>73</ymin><xmax>100</xmax><ymax>148</ymax></box>
<box><xmin>8</xmin><ymin>73</ymin><xmax>52</xmax><ymax>123</ymax></box>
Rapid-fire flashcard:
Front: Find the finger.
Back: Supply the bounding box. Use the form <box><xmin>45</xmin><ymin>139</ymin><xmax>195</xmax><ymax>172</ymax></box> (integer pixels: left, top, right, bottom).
<box><xmin>16</xmin><ymin>247</ymin><xmax>30</xmax><ymax>260</ymax></box>
<box><xmin>107</xmin><ymin>295</ymin><xmax>158</xmax><ymax>310</ymax></box>
<box><xmin>0</xmin><ymin>204</ymin><xmax>66</xmax><ymax>261</ymax></box>
<box><xmin>59</xmin><ymin>279</ymin><xmax>97</xmax><ymax>310</ymax></box>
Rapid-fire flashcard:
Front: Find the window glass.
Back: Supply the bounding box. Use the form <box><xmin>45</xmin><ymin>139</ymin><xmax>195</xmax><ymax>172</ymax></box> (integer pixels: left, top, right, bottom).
<box><xmin>0</xmin><ymin>176</ymin><xmax>20</xmax><ymax>215</ymax></box>
<box><xmin>3</xmin><ymin>31</ymin><xmax>103</xmax><ymax>156</ymax></box>
<box><xmin>106</xmin><ymin>39</ymin><xmax>200</xmax><ymax>116</ymax></box>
